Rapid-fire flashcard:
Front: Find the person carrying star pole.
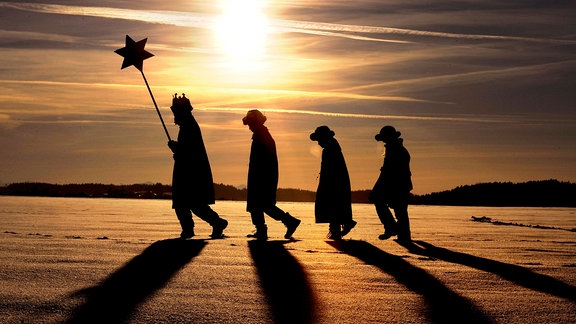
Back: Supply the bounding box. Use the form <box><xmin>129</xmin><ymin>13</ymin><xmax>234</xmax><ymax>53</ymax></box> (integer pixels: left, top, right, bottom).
<box><xmin>116</xmin><ymin>36</ymin><xmax>228</xmax><ymax>238</ymax></box>
<box><xmin>168</xmin><ymin>94</ymin><xmax>228</xmax><ymax>239</ymax></box>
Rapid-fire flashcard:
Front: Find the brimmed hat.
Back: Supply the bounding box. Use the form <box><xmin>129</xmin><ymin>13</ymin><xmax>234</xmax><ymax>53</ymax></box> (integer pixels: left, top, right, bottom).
<box><xmin>310</xmin><ymin>125</ymin><xmax>335</xmax><ymax>141</ymax></box>
<box><xmin>242</xmin><ymin>109</ymin><xmax>267</xmax><ymax>125</ymax></box>
<box><xmin>375</xmin><ymin>125</ymin><xmax>401</xmax><ymax>141</ymax></box>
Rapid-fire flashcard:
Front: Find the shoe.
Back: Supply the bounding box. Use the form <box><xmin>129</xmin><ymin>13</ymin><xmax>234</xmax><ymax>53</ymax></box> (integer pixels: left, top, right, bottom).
<box><xmin>284</xmin><ymin>216</ymin><xmax>301</xmax><ymax>239</ymax></box>
<box><xmin>180</xmin><ymin>229</ymin><xmax>195</xmax><ymax>239</ymax></box>
<box><xmin>247</xmin><ymin>225</ymin><xmax>268</xmax><ymax>240</ymax></box>
<box><xmin>396</xmin><ymin>235</ymin><xmax>412</xmax><ymax>244</ymax></box>
<box><xmin>327</xmin><ymin>225</ymin><xmax>342</xmax><ymax>240</ymax></box>
<box><xmin>210</xmin><ymin>218</ymin><xmax>228</xmax><ymax>238</ymax></box>
<box><xmin>378</xmin><ymin>230</ymin><xmax>397</xmax><ymax>240</ymax></box>
<box><xmin>341</xmin><ymin>220</ymin><xmax>357</xmax><ymax>236</ymax></box>
<box><xmin>327</xmin><ymin>230</ymin><xmax>342</xmax><ymax>240</ymax></box>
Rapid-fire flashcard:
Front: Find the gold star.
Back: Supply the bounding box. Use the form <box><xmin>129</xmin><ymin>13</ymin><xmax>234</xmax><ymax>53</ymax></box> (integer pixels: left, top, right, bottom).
<box><xmin>114</xmin><ymin>35</ymin><xmax>154</xmax><ymax>71</ymax></box>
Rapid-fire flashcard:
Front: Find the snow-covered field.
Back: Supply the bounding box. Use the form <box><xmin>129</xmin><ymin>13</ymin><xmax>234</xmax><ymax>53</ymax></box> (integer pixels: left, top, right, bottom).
<box><xmin>1</xmin><ymin>196</ymin><xmax>575</xmax><ymax>323</ymax></box>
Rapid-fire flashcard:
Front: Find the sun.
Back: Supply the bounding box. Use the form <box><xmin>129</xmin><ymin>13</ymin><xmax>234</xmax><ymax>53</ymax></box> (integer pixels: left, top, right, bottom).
<box><xmin>214</xmin><ymin>0</ymin><xmax>270</xmax><ymax>64</ymax></box>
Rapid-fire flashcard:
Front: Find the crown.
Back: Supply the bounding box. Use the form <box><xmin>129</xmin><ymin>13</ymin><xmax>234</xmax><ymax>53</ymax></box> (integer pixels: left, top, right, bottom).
<box><xmin>170</xmin><ymin>93</ymin><xmax>193</xmax><ymax>115</ymax></box>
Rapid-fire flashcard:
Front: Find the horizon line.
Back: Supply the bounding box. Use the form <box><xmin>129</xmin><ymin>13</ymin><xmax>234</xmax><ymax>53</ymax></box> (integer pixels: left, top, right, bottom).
<box><xmin>0</xmin><ymin>179</ymin><xmax>571</xmax><ymax>196</ymax></box>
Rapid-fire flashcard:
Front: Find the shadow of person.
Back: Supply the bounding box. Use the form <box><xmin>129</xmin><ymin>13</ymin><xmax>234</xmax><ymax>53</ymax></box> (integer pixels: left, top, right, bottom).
<box><xmin>327</xmin><ymin>240</ymin><xmax>492</xmax><ymax>324</ymax></box>
<box><xmin>248</xmin><ymin>240</ymin><xmax>317</xmax><ymax>324</ymax></box>
<box><xmin>67</xmin><ymin>239</ymin><xmax>207</xmax><ymax>323</ymax></box>
<box><xmin>400</xmin><ymin>240</ymin><xmax>576</xmax><ymax>303</ymax></box>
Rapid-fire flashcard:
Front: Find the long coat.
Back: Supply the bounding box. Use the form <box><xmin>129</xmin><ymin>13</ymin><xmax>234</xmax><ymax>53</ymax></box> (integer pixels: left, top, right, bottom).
<box><xmin>315</xmin><ymin>138</ymin><xmax>353</xmax><ymax>224</ymax></box>
<box><xmin>370</xmin><ymin>138</ymin><xmax>412</xmax><ymax>207</ymax></box>
<box><xmin>171</xmin><ymin>115</ymin><xmax>215</xmax><ymax>208</ymax></box>
<box><xmin>246</xmin><ymin>126</ymin><xmax>278</xmax><ymax>212</ymax></box>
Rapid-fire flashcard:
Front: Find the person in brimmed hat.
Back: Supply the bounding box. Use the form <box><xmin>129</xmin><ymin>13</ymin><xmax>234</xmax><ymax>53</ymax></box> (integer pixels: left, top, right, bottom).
<box><xmin>167</xmin><ymin>93</ymin><xmax>228</xmax><ymax>239</ymax></box>
<box><xmin>370</xmin><ymin>125</ymin><xmax>413</xmax><ymax>242</ymax></box>
<box><xmin>242</xmin><ymin>109</ymin><xmax>301</xmax><ymax>240</ymax></box>
<box><xmin>310</xmin><ymin>126</ymin><xmax>356</xmax><ymax>240</ymax></box>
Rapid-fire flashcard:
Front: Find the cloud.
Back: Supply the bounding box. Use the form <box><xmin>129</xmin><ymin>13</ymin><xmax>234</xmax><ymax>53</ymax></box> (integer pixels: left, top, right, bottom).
<box><xmin>2</xmin><ymin>2</ymin><xmax>573</xmax><ymax>45</ymax></box>
<box><xmin>339</xmin><ymin>59</ymin><xmax>576</xmax><ymax>93</ymax></box>
<box><xmin>0</xmin><ymin>78</ymin><xmax>445</xmax><ymax>109</ymax></box>
<box><xmin>195</xmin><ymin>107</ymin><xmax>511</xmax><ymax>124</ymax></box>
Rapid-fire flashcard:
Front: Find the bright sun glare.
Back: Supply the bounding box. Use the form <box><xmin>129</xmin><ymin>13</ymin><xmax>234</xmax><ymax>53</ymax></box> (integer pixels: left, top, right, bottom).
<box><xmin>214</xmin><ymin>0</ymin><xmax>270</xmax><ymax>68</ymax></box>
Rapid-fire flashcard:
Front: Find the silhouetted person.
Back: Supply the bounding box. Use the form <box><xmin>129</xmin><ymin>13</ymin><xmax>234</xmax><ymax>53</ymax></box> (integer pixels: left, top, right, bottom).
<box><xmin>168</xmin><ymin>94</ymin><xmax>228</xmax><ymax>239</ymax></box>
<box><xmin>310</xmin><ymin>126</ymin><xmax>356</xmax><ymax>240</ymax></box>
<box><xmin>243</xmin><ymin>109</ymin><xmax>301</xmax><ymax>240</ymax></box>
<box><xmin>370</xmin><ymin>126</ymin><xmax>413</xmax><ymax>242</ymax></box>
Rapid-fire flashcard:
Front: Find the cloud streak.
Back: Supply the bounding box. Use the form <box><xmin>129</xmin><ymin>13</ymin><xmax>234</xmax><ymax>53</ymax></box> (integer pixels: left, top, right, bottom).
<box><xmin>0</xmin><ymin>79</ymin><xmax>445</xmax><ymax>105</ymax></box>
<box><xmin>1</xmin><ymin>2</ymin><xmax>573</xmax><ymax>45</ymax></box>
<box><xmin>337</xmin><ymin>59</ymin><xmax>576</xmax><ymax>93</ymax></box>
<box><xmin>195</xmin><ymin>107</ymin><xmax>511</xmax><ymax>124</ymax></box>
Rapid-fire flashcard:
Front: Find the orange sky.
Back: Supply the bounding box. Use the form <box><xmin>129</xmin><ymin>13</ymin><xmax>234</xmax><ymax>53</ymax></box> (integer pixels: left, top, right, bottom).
<box><xmin>0</xmin><ymin>1</ymin><xmax>575</xmax><ymax>194</ymax></box>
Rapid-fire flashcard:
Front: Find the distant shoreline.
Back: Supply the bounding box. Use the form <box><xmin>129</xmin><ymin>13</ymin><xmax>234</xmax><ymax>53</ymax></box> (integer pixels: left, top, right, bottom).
<box><xmin>0</xmin><ymin>179</ymin><xmax>574</xmax><ymax>207</ymax></box>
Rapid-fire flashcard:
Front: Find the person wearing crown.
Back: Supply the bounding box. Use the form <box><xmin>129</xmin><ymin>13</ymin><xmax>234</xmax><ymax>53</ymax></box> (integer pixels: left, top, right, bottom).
<box><xmin>310</xmin><ymin>126</ymin><xmax>356</xmax><ymax>240</ymax></box>
<box><xmin>242</xmin><ymin>109</ymin><xmax>301</xmax><ymax>240</ymax></box>
<box><xmin>370</xmin><ymin>125</ymin><xmax>413</xmax><ymax>242</ymax></box>
<box><xmin>168</xmin><ymin>94</ymin><xmax>228</xmax><ymax>239</ymax></box>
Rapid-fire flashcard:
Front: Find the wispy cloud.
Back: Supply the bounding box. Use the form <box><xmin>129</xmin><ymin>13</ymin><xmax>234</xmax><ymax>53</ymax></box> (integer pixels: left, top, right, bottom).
<box><xmin>0</xmin><ymin>78</ymin><xmax>501</xmax><ymax>124</ymax></box>
<box><xmin>337</xmin><ymin>60</ymin><xmax>576</xmax><ymax>93</ymax></box>
<box><xmin>273</xmin><ymin>19</ymin><xmax>576</xmax><ymax>44</ymax></box>
<box><xmin>195</xmin><ymin>107</ymin><xmax>511</xmax><ymax>124</ymax></box>
<box><xmin>2</xmin><ymin>2</ymin><xmax>573</xmax><ymax>45</ymax></box>
<box><xmin>0</xmin><ymin>79</ymin><xmax>444</xmax><ymax>104</ymax></box>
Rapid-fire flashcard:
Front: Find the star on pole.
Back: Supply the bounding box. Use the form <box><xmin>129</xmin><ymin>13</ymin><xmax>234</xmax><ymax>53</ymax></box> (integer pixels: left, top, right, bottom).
<box><xmin>114</xmin><ymin>35</ymin><xmax>154</xmax><ymax>71</ymax></box>
<box><xmin>114</xmin><ymin>35</ymin><xmax>171</xmax><ymax>141</ymax></box>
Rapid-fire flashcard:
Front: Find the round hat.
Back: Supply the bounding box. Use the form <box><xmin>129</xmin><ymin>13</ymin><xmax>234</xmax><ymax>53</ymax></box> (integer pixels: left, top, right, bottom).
<box><xmin>375</xmin><ymin>125</ymin><xmax>401</xmax><ymax>141</ymax></box>
<box><xmin>242</xmin><ymin>109</ymin><xmax>267</xmax><ymax>125</ymax></box>
<box><xmin>310</xmin><ymin>125</ymin><xmax>335</xmax><ymax>141</ymax></box>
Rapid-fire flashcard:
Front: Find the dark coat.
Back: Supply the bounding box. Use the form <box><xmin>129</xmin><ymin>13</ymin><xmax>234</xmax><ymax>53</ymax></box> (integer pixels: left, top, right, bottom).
<box><xmin>315</xmin><ymin>138</ymin><xmax>353</xmax><ymax>224</ymax></box>
<box><xmin>370</xmin><ymin>138</ymin><xmax>412</xmax><ymax>207</ymax></box>
<box><xmin>171</xmin><ymin>115</ymin><xmax>215</xmax><ymax>208</ymax></box>
<box><xmin>246</xmin><ymin>125</ymin><xmax>278</xmax><ymax>212</ymax></box>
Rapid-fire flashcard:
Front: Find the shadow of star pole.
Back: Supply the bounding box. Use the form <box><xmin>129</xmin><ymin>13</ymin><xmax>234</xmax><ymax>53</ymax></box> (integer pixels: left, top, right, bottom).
<box><xmin>115</xmin><ymin>35</ymin><xmax>171</xmax><ymax>141</ymax></box>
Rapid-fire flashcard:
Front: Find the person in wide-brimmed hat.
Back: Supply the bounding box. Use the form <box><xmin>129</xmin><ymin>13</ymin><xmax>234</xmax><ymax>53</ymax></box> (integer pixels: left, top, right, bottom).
<box><xmin>167</xmin><ymin>93</ymin><xmax>228</xmax><ymax>239</ymax></box>
<box><xmin>310</xmin><ymin>126</ymin><xmax>356</xmax><ymax>240</ymax></box>
<box><xmin>370</xmin><ymin>125</ymin><xmax>413</xmax><ymax>242</ymax></box>
<box><xmin>242</xmin><ymin>109</ymin><xmax>301</xmax><ymax>240</ymax></box>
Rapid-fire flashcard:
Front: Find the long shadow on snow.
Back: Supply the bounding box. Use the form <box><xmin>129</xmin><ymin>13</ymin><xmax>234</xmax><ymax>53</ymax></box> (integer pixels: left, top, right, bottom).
<box><xmin>67</xmin><ymin>238</ymin><xmax>206</xmax><ymax>323</ymax></box>
<box><xmin>327</xmin><ymin>239</ymin><xmax>492</xmax><ymax>324</ymax></box>
<box><xmin>401</xmin><ymin>240</ymin><xmax>576</xmax><ymax>303</ymax></box>
<box><xmin>249</xmin><ymin>240</ymin><xmax>317</xmax><ymax>324</ymax></box>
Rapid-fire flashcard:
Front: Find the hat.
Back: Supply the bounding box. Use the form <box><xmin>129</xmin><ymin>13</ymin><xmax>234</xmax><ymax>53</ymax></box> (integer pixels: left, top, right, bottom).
<box><xmin>375</xmin><ymin>125</ymin><xmax>401</xmax><ymax>141</ymax></box>
<box><xmin>242</xmin><ymin>109</ymin><xmax>267</xmax><ymax>125</ymax></box>
<box><xmin>170</xmin><ymin>93</ymin><xmax>193</xmax><ymax>115</ymax></box>
<box><xmin>310</xmin><ymin>125</ymin><xmax>335</xmax><ymax>141</ymax></box>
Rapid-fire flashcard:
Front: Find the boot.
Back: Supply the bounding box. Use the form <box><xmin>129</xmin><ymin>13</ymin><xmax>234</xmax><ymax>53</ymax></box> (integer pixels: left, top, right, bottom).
<box><xmin>341</xmin><ymin>220</ymin><xmax>357</xmax><ymax>236</ymax></box>
<box><xmin>180</xmin><ymin>228</ymin><xmax>195</xmax><ymax>239</ymax></box>
<box><xmin>327</xmin><ymin>223</ymin><xmax>342</xmax><ymax>240</ymax></box>
<box><xmin>396</xmin><ymin>226</ymin><xmax>411</xmax><ymax>243</ymax></box>
<box><xmin>378</xmin><ymin>227</ymin><xmax>397</xmax><ymax>240</ymax></box>
<box><xmin>176</xmin><ymin>208</ymin><xmax>194</xmax><ymax>239</ymax></box>
<box><xmin>177</xmin><ymin>216</ymin><xmax>195</xmax><ymax>239</ymax></box>
<box><xmin>282</xmin><ymin>213</ymin><xmax>301</xmax><ymax>239</ymax></box>
<box><xmin>396</xmin><ymin>217</ymin><xmax>411</xmax><ymax>243</ymax></box>
<box><xmin>247</xmin><ymin>224</ymin><xmax>268</xmax><ymax>240</ymax></box>
<box><xmin>210</xmin><ymin>218</ymin><xmax>228</xmax><ymax>239</ymax></box>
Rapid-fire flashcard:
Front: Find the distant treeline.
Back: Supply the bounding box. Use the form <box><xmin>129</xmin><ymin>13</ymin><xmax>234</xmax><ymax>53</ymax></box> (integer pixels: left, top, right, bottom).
<box><xmin>410</xmin><ymin>180</ymin><xmax>576</xmax><ymax>207</ymax></box>
<box><xmin>0</xmin><ymin>179</ymin><xmax>574</xmax><ymax>207</ymax></box>
<box><xmin>0</xmin><ymin>182</ymin><xmax>321</xmax><ymax>202</ymax></box>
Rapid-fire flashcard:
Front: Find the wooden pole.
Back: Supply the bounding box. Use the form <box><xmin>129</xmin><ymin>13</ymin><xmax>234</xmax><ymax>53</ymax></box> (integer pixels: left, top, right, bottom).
<box><xmin>140</xmin><ymin>69</ymin><xmax>171</xmax><ymax>141</ymax></box>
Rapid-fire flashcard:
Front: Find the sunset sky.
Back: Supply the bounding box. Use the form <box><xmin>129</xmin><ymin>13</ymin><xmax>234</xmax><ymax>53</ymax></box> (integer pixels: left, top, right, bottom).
<box><xmin>0</xmin><ymin>1</ymin><xmax>574</xmax><ymax>194</ymax></box>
